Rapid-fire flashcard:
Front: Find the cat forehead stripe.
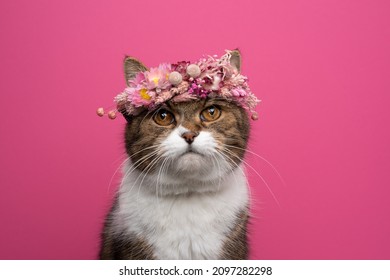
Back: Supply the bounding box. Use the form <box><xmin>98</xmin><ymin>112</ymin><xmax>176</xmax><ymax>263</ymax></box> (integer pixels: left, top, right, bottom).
<box><xmin>97</xmin><ymin>51</ymin><xmax>260</xmax><ymax>120</ymax></box>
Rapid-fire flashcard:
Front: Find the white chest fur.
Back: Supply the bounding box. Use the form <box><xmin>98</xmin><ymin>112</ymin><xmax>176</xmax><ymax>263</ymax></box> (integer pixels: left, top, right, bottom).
<box><xmin>113</xmin><ymin>162</ymin><xmax>249</xmax><ymax>260</ymax></box>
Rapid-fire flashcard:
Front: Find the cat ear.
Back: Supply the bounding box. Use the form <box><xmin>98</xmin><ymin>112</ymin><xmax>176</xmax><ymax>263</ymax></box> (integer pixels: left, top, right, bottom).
<box><xmin>124</xmin><ymin>56</ymin><xmax>148</xmax><ymax>86</ymax></box>
<box><xmin>229</xmin><ymin>49</ymin><xmax>241</xmax><ymax>73</ymax></box>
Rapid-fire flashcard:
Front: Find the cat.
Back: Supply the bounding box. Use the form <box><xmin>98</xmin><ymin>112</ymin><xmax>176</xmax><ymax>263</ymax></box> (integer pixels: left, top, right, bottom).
<box><xmin>99</xmin><ymin>50</ymin><xmax>252</xmax><ymax>259</ymax></box>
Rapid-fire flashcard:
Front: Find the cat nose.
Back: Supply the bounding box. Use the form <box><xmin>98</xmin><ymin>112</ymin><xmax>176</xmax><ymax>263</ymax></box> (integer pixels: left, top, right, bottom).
<box><xmin>181</xmin><ymin>131</ymin><xmax>199</xmax><ymax>144</ymax></box>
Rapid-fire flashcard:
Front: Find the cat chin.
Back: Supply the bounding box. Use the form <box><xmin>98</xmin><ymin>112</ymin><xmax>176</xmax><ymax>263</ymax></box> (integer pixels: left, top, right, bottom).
<box><xmin>175</xmin><ymin>152</ymin><xmax>206</xmax><ymax>172</ymax></box>
<box><xmin>166</xmin><ymin>152</ymin><xmax>229</xmax><ymax>183</ymax></box>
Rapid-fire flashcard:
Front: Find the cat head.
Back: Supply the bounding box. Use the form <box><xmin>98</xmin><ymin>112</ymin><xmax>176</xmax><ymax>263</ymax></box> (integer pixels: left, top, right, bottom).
<box><xmin>121</xmin><ymin>51</ymin><xmax>254</xmax><ymax>195</ymax></box>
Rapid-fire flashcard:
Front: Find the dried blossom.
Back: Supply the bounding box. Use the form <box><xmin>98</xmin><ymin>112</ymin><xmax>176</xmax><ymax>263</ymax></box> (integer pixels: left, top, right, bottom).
<box><xmin>113</xmin><ymin>51</ymin><xmax>260</xmax><ymax>116</ymax></box>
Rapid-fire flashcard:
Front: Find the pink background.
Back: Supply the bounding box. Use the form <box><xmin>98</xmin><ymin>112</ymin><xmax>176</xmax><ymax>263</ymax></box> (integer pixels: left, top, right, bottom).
<box><xmin>0</xmin><ymin>0</ymin><xmax>389</xmax><ymax>259</ymax></box>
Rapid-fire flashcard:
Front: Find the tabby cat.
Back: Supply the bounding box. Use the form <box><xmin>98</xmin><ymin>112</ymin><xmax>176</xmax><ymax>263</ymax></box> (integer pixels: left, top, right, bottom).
<box><xmin>100</xmin><ymin>50</ymin><xmax>251</xmax><ymax>259</ymax></box>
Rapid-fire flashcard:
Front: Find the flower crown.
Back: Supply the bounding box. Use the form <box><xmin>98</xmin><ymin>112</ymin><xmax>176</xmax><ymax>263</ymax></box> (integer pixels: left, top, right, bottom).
<box><xmin>97</xmin><ymin>51</ymin><xmax>260</xmax><ymax>120</ymax></box>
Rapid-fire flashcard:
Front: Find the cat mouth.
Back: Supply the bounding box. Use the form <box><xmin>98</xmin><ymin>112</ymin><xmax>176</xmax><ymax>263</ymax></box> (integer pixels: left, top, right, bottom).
<box><xmin>181</xmin><ymin>147</ymin><xmax>202</xmax><ymax>157</ymax></box>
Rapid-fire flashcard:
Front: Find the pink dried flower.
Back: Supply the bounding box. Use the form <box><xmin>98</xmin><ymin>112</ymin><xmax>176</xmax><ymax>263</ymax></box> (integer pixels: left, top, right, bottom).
<box><xmin>219</xmin><ymin>87</ymin><xmax>232</xmax><ymax>98</ymax></box>
<box><xmin>177</xmin><ymin>81</ymin><xmax>189</xmax><ymax>94</ymax></box>
<box><xmin>128</xmin><ymin>87</ymin><xmax>155</xmax><ymax>107</ymax></box>
<box><xmin>129</xmin><ymin>72</ymin><xmax>146</xmax><ymax>87</ymax></box>
<box><xmin>231</xmin><ymin>88</ymin><xmax>247</xmax><ymax>97</ymax></box>
<box><xmin>114</xmin><ymin>91</ymin><xmax>128</xmax><ymax>104</ymax></box>
<box><xmin>155</xmin><ymin>90</ymin><xmax>174</xmax><ymax>105</ymax></box>
<box><xmin>145</xmin><ymin>63</ymin><xmax>171</xmax><ymax>90</ymax></box>
<box><xmin>172</xmin><ymin>61</ymin><xmax>190</xmax><ymax>75</ymax></box>
<box><xmin>112</xmin><ymin>51</ymin><xmax>260</xmax><ymax>118</ymax></box>
<box><xmin>171</xmin><ymin>91</ymin><xmax>198</xmax><ymax>103</ymax></box>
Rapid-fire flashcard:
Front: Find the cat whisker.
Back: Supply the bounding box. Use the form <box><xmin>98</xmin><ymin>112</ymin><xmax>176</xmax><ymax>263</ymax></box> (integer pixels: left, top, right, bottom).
<box><xmin>155</xmin><ymin>158</ymin><xmax>164</xmax><ymax>202</ymax></box>
<box><xmin>128</xmin><ymin>144</ymin><xmax>162</xmax><ymax>158</ymax></box>
<box><xmin>107</xmin><ymin>157</ymin><xmax>130</xmax><ymax>194</ymax></box>
<box><xmin>219</xmin><ymin>146</ymin><xmax>280</xmax><ymax>208</ymax></box>
<box><xmin>215</xmin><ymin>149</ymin><xmax>254</xmax><ymax>204</ymax></box>
<box><xmin>124</xmin><ymin>155</ymin><xmax>161</xmax><ymax>205</ymax></box>
<box><xmin>156</xmin><ymin>157</ymin><xmax>170</xmax><ymax>204</ymax></box>
<box><xmin>216</xmin><ymin>150</ymin><xmax>258</xmax><ymax>208</ymax></box>
<box><xmin>213</xmin><ymin>151</ymin><xmax>236</xmax><ymax>191</ymax></box>
<box><xmin>120</xmin><ymin>150</ymin><xmax>160</xmax><ymax>189</ymax></box>
<box><xmin>209</xmin><ymin>153</ymin><xmax>223</xmax><ymax>191</ymax></box>
<box><xmin>137</xmin><ymin>154</ymin><xmax>165</xmax><ymax>200</ymax></box>
<box><xmin>111</xmin><ymin>153</ymin><xmax>129</xmax><ymax>166</ymax></box>
<box><xmin>121</xmin><ymin>146</ymin><xmax>161</xmax><ymax>181</ymax></box>
<box><xmin>133</xmin><ymin>153</ymin><xmax>164</xmax><ymax>204</ymax></box>
<box><xmin>222</xmin><ymin>142</ymin><xmax>286</xmax><ymax>187</ymax></box>
<box><xmin>122</xmin><ymin>151</ymin><xmax>159</xmax><ymax>179</ymax></box>
<box><xmin>129</xmin><ymin>152</ymin><xmax>162</xmax><ymax>189</ymax></box>
<box><xmin>213</xmin><ymin>135</ymin><xmax>286</xmax><ymax>187</ymax></box>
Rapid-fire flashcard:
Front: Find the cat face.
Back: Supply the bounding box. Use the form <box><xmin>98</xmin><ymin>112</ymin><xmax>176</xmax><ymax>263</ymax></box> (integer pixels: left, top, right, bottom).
<box><xmin>124</xmin><ymin>98</ymin><xmax>249</xmax><ymax>186</ymax></box>
<box><xmin>121</xmin><ymin>51</ymin><xmax>250</xmax><ymax>193</ymax></box>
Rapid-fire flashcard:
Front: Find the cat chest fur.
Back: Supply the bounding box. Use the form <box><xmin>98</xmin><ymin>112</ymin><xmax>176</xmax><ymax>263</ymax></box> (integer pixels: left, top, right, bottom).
<box><xmin>111</xmin><ymin>164</ymin><xmax>249</xmax><ymax>260</ymax></box>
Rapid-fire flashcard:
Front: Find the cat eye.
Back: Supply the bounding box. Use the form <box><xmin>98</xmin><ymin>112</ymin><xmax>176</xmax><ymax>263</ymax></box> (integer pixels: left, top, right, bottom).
<box><xmin>153</xmin><ymin>109</ymin><xmax>175</xmax><ymax>126</ymax></box>
<box><xmin>200</xmin><ymin>105</ymin><xmax>221</xmax><ymax>122</ymax></box>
